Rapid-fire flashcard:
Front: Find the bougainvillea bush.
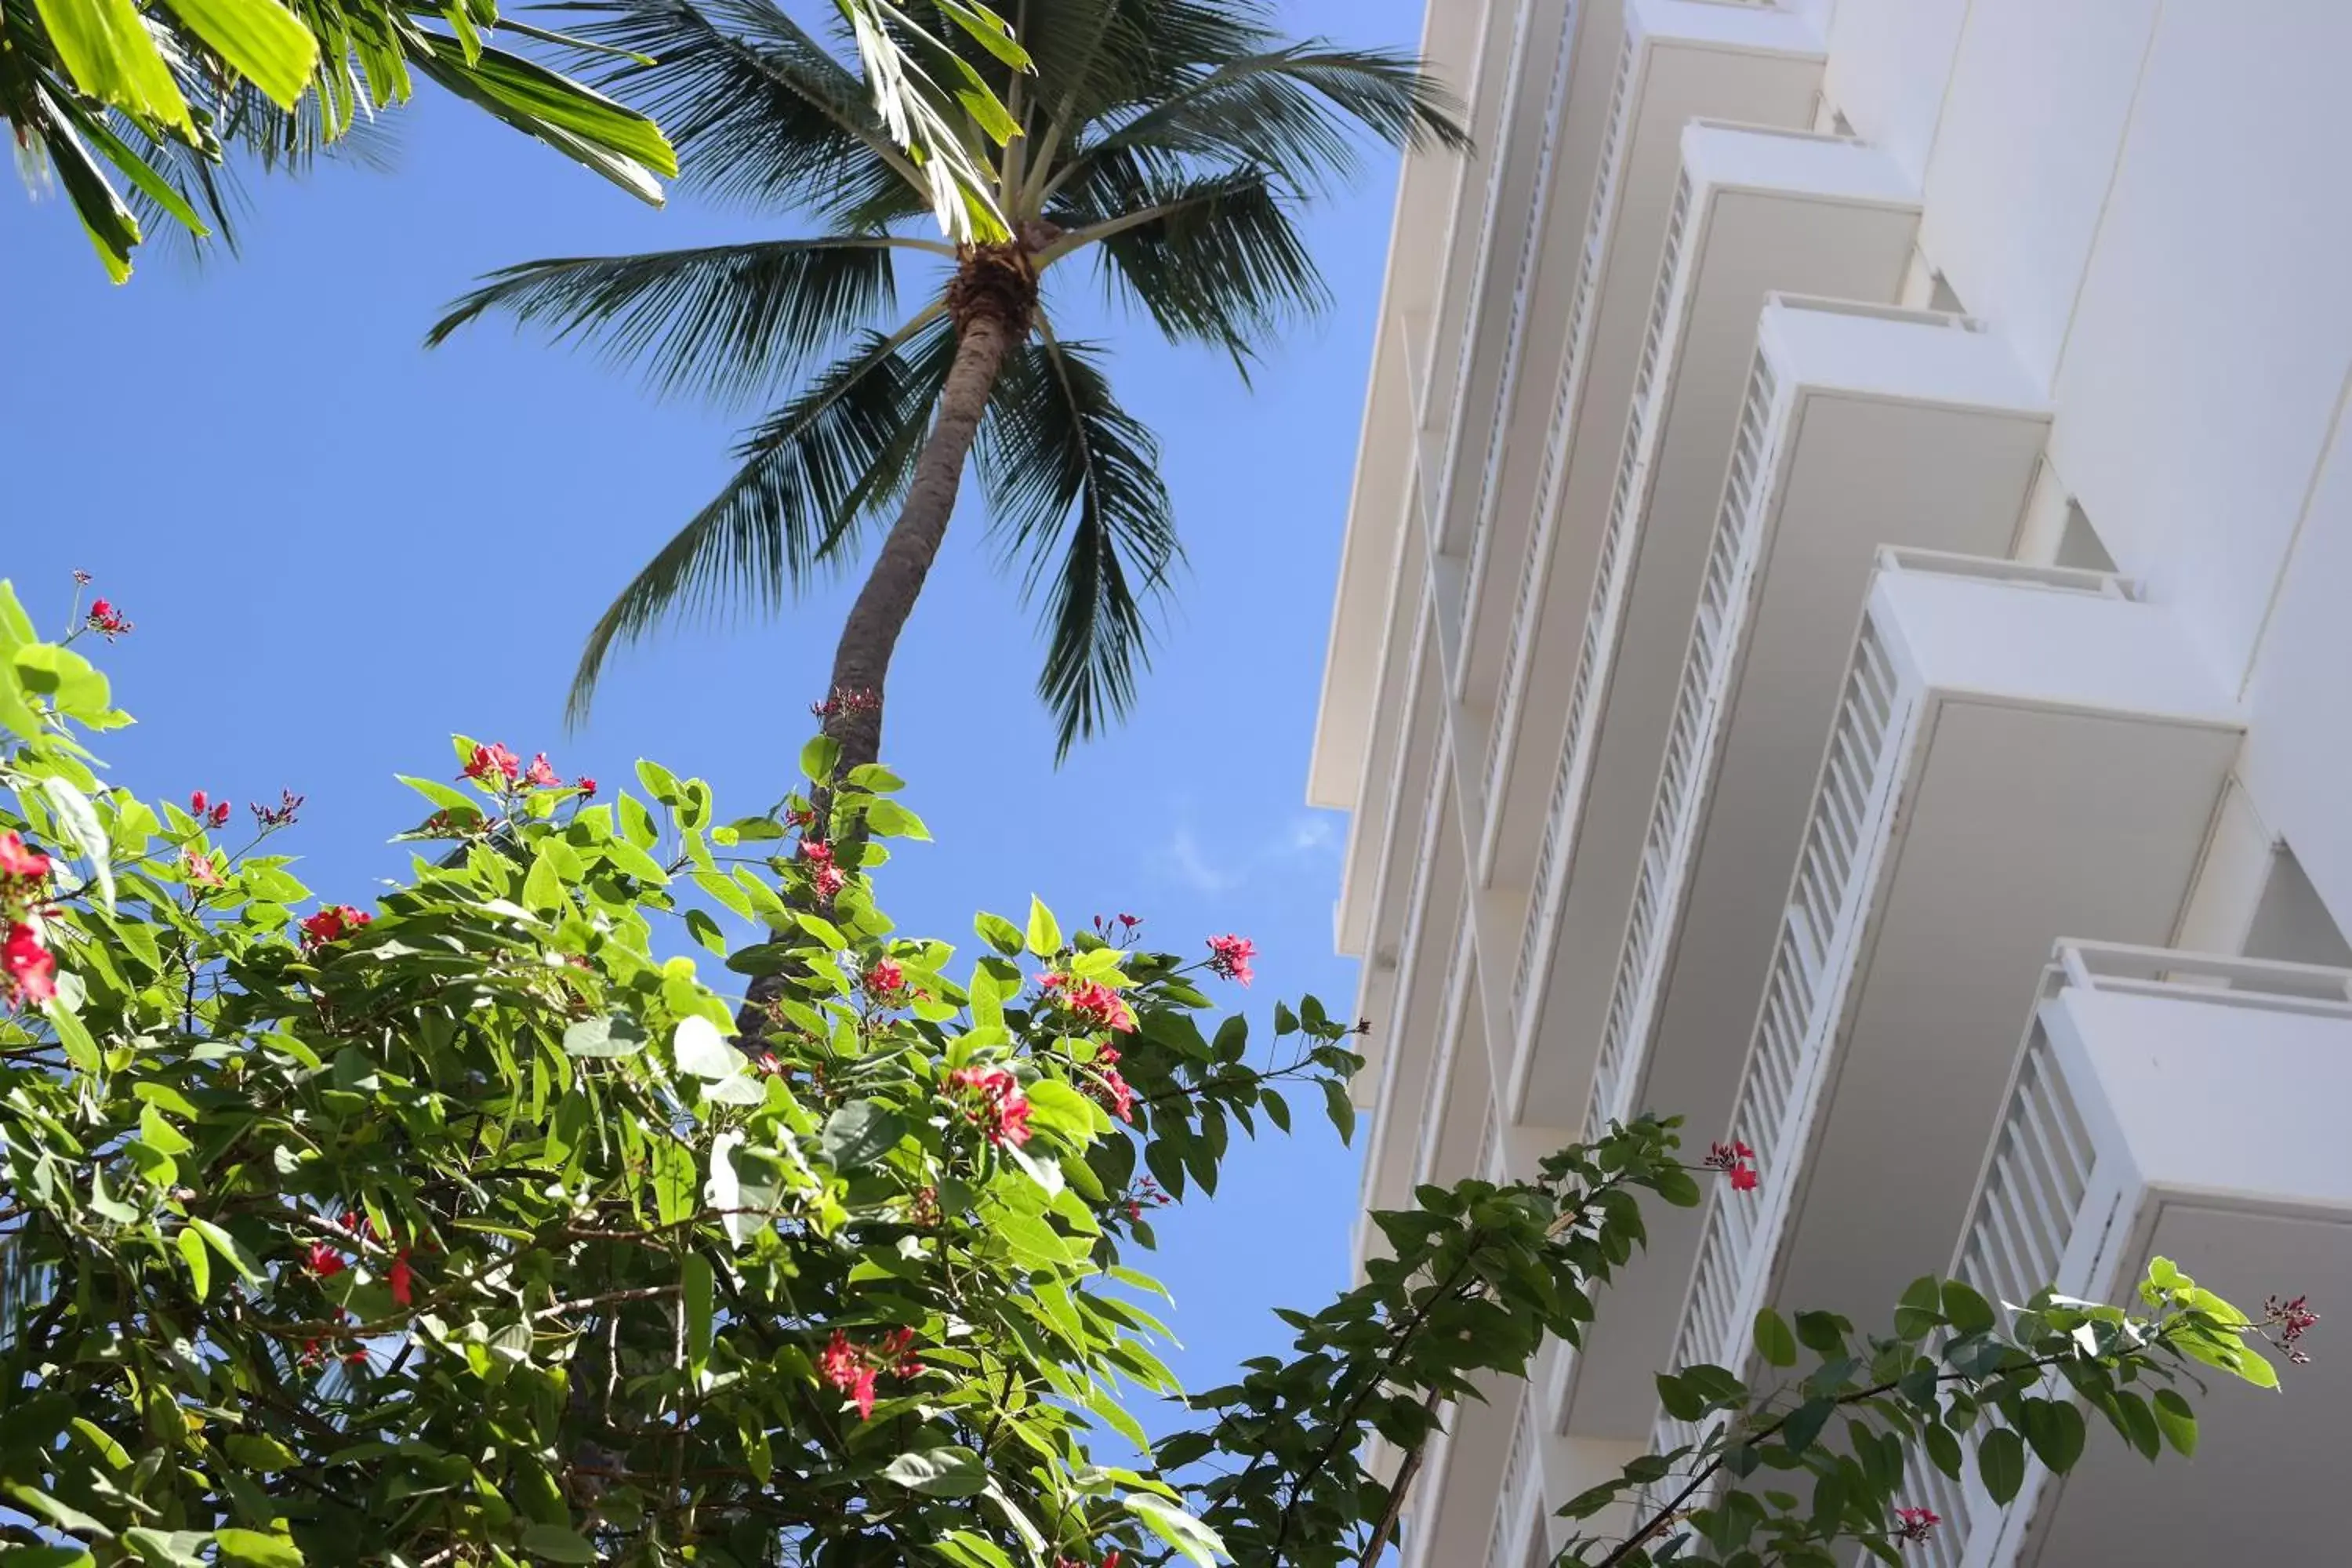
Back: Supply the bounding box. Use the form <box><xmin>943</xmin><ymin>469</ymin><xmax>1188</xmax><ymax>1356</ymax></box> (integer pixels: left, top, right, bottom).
<box><xmin>0</xmin><ymin>581</ymin><xmax>2304</xmax><ymax>1568</ymax></box>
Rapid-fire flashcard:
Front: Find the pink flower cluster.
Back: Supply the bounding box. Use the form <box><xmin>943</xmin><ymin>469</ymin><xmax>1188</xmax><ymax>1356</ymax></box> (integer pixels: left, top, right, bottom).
<box><xmin>299</xmin><ymin>905</ymin><xmax>373</xmax><ymax>949</ymax></box>
<box><xmin>801</xmin><ymin>839</ymin><xmax>846</xmax><ymax>900</ymax></box>
<box><xmin>1087</xmin><ymin>1045</ymin><xmax>1135</xmax><ymax>1123</ymax></box>
<box><xmin>1040</xmin><ymin>971</ymin><xmax>1136</xmax><ymax>1034</ymax></box>
<box><xmin>1705</xmin><ymin>1139</ymin><xmax>1759</xmax><ymax>1192</ymax></box>
<box><xmin>187</xmin><ymin>790</ymin><xmax>233</xmax><ymax>829</ymax></box>
<box><xmin>946</xmin><ymin>1064</ymin><xmax>1033</xmax><ymax>1147</ymax></box>
<box><xmin>463</xmin><ymin>743</ymin><xmax>593</xmax><ymax>797</ymax></box>
<box><xmin>2267</xmin><ymin>1293</ymin><xmax>2320</xmax><ymax>1364</ymax></box>
<box><xmin>85</xmin><ymin>597</ymin><xmax>132</xmax><ymax>640</ymax></box>
<box><xmin>818</xmin><ymin>1327</ymin><xmax>924</xmax><ymax>1420</ymax></box>
<box><xmin>1205</xmin><ymin>933</ymin><xmax>1256</xmax><ymax>986</ymax></box>
<box><xmin>1893</xmin><ymin>1505</ymin><xmax>1940</xmax><ymax>1543</ymax></box>
<box><xmin>0</xmin><ymin>833</ymin><xmax>56</xmax><ymax>1009</ymax></box>
<box><xmin>1054</xmin><ymin>1553</ymin><xmax>1122</xmax><ymax>1568</ymax></box>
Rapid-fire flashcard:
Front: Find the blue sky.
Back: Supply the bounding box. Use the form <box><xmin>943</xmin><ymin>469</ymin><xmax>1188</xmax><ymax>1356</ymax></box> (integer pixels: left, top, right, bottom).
<box><xmin>0</xmin><ymin>3</ymin><xmax>1418</xmax><ymax>1406</ymax></box>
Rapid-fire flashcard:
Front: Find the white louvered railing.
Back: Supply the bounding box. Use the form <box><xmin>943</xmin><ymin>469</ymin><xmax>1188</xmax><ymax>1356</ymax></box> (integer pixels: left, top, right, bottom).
<box><xmin>1667</xmin><ymin>618</ymin><xmax>1911</xmax><ymax>1373</ymax></box>
<box><xmin>1496</xmin><ymin>28</ymin><xmax>1636</xmax><ymax>738</ymax></box>
<box><xmin>1460</xmin><ymin>1</ymin><xmax>1584</xmax><ymax>635</ymax></box>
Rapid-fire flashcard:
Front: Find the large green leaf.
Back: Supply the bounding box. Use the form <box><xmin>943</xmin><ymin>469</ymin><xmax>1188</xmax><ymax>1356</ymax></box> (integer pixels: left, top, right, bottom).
<box><xmin>156</xmin><ymin>0</ymin><xmax>319</xmax><ymax>107</ymax></box>
<box><xmin>34</xmin><ymin>0</ymin><xmax>194</xmax><ymax>131</ymax></box>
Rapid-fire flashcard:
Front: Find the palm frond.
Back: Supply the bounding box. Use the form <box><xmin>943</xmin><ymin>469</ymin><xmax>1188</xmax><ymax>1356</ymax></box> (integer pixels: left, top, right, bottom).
<box><xmin>1051</xmin><ymin>163</ymin><xmax>1324</xmax><ymax>374</ymax></box>
<box><xmin>991</xmin><ymin>0</ymin><xmax>1271</xmax><ymax>132</ymax></box>
<box><xmin>977</xmin><ymin>321</ymin><xmax>1180</xmax><ymax>757</ymax></box>
<box><xmin>427</xmin><ymin>238</ymin><xmax>923</xmax><ymax>408</ymax></box>
<box><xmin>568</xmin><ymin>307</ymin><xmax>957</xmax><ymax>724</ymax></box>
<box><xmin>546</xmin><ymin>0</ymin><xmax>926</xmax><ymax>221</ymax></box>
<box><xmin>1050</xmin><ymin>42</ymin><xmax>1469</xmax><ymax>198</ymax></box>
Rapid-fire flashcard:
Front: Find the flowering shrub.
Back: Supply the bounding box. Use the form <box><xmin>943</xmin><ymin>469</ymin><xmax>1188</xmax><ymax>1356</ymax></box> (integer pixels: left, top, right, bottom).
<box><xmin>0</xmin><ymin>581</ymin><xmax>2303</xmax><ymax>1568</ymax></box>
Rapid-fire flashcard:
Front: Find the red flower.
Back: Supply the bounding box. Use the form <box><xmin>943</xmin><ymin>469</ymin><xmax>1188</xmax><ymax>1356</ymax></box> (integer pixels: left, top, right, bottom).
<box><xmin>1118</xmin><ymin>913</ymin><xmax>1140</xmax><ymax>929</ymax></box>
<box><xmin>387</xmin><ymin>1250</ymin><xmax>414</xmax><ymax>1307</ymax></box>
<box><xmin>1893</xmin><ymin>1506</ymin><xmax>1940</xmax><ymax>1543</ymax></box>
<box><xmin>85</xmin><ymin>599</ymin><xmax>133</xmax><ymax>639</ymax></box>
<box><xmin>878</xmin><ymin>1327</ymin><xmax>925</xmax><ymax>1378</ymax></box>
<box><xmin>306</xmin><ymin>1241</ymin><xmax>347</xmax><ymax>1279</ymax></box>
<box><xmin>946</xmin><ymin>1065</ymin><xmax>1034</xmax><ymax>1146</ymax></box>
<box><xmin>1706</xmin><ymin>1140</ymin><xmax>1759</xmax><ymax>1190</ymax></box>
<box><xmin>187</xmin><ymin>792</ymin><xmax>232</xmax><ymax>829</ymax></box>
<box><xmin>343</xmin><ymin>1347</ymin><xmax>370</xmax><ymax>1368</ymax></box>
<box><xmin>1054</xmin><ymin>978</ymin><xmax>1137</xmax><ymax>1034</ymax></box>
<box><xmin>815</xmin><ymin>863</ymin><xmax>846</xmax><ymax>900</ymax></box>
<box><xmin>0</xmin><ymin>831</ymin><xmax>50</xmax><ymax>884</ymax></box>
<box><xmin>523</xmin><ymin>753</ymin><xmax>561</xmax><ymax>789</ymax></box>
<box><xmin>1090</xmin><ymin>1064</ymin><xmax>1135</xmax><ymax>1123</ymax></box>
<box><xmin>463</xmin><ymin>742</ymin><xmax>521</xmax><ymax>784</ymax></box>
<box><xmin>575</xmin><ymin>776</ymin><xmax>597</xmax><ymax>798</ymax></box>
<box><xmin>818</xmin><ymin>1330</ymin><xmax>891</xmax><ymax>1419</ymax></box>
<box><xmin>819</xmin><ymin>1330</ymin><xmax>860</xmax><ymax>1388</ymax></box>
<box><xmin>183</xmin><ymin>850</ymin><xmax>224</xmax><ymax>889</ymax></box>
<box><xmin>299</xmin><ymin>906</ymin><xmax>372</xmax><ymax>949</ymax></box>
<box><xmin>2</xmin><ymin>923</ymin><xmax>56</xmax><ymax>1007</ymax></box>
<box><xmin>1205</xmin><ymin>934</ymin><xmax>1257</xmax><ymax>986</ymax></box>
<box><xmin>866</xmin><ymin>957</ymin><xmax>906</xmax><ymax>997</ymax></box>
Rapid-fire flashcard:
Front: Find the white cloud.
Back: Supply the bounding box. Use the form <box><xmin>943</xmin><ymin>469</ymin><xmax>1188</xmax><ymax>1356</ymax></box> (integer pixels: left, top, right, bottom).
<box><xmin>1153</xmin><ymin>813</ymin><xmax>1340</xmax><ymax>894</ymax></box>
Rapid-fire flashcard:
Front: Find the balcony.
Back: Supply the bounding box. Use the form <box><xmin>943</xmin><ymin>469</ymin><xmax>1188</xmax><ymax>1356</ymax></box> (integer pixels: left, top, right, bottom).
<box><xmin>1467</xmin><ymin>0</ymin><xmax>1824</xmax><ymax>749</ymax></box>
<box><xmin>1632</xmin><ymin>554</ymin><xmax>2241</xmax><ymax>1445</ymax></box>
<box><xmin>1937</xmin><ymin>942</ymin><xmax>2352</xmax><ymax>1567</ymax></box>
<box><xmin>1514</xmin><ymin>298</ymin><xmax>2047</xmax><ymax>1142</ymax></box>
<box><xmin>1498</xmin><ymin>156</ymin><xmax>1929</xmax><ymax>1124</ymax></box>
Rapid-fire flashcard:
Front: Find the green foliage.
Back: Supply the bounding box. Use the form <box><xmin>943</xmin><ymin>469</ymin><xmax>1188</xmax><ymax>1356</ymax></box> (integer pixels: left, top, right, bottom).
<box><xmin>1553</xmin><ymin>1261</ymin><xmax>2285</xmax><ymax>1566</ymax></box>
<box><xmin>2</xmin><ymin>0</ymin><xmax>678</xmax><ymax>281</ymax></box>
<box><xmin>0</xmin><ymin>581</ymin><xmax>1359</xmax><ymax>1566</ymax></box>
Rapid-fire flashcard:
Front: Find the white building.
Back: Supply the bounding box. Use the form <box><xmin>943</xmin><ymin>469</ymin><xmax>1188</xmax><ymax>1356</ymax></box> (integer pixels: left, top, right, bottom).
<box><xmin>1306</xmin><ymin>2</ymin><xmax>2352</xmax><ymax>1562</ymax></box>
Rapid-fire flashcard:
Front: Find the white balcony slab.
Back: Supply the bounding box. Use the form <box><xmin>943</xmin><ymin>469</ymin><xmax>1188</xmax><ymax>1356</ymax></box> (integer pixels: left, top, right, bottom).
<box><xmin>1516</xmin><ymin>299</ymin><xmax>2047</xmax><ymax>1143</ymax></box>
<box><xmin>1472</xmin><ymin>0</ymin><xmax>1824</xmax><ymax>796</ymax></box>
<box><xmin>1945</xmin><ymin>944</ymin><xmax>2352</xmax><ymax>1567</ymax></box>
<box><xmin>1631</xmin><ymin>557</ymin><xmax>2239</xmax><ymax>1448</ymax></box>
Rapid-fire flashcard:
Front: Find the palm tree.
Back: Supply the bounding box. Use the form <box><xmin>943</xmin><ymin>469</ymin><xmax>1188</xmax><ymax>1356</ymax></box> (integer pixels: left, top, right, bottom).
<box><xmin>430</xmin><ymin>0</ymin><xmax>1465</xmax><ymax>766</ymax></box>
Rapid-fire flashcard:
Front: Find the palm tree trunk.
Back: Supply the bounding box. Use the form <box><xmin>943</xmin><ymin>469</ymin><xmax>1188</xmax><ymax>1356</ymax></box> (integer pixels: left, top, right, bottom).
<box><xmin>820</xmin><ymin>284</ymin><xmax>1022</xmax><ymax>776</ymax></box>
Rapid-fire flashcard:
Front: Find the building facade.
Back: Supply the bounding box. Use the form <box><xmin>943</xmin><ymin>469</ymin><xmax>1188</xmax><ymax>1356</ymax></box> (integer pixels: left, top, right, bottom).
<box><xmin>1307</xmin><ymin>2</ymin><xmax>2352</xmax><ymax>1562</ymax></box>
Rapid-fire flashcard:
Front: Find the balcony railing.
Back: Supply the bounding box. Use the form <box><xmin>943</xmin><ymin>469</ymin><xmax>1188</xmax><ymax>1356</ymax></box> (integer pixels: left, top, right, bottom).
<box><xmin>1646</xmin><ymin>556</ymin><xmax>2240</xmax><ymax>1454</ymax></box>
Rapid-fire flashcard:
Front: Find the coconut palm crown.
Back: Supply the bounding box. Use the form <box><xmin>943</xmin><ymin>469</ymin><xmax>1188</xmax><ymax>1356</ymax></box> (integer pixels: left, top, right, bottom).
<box><xmin>430</xmin><ymin>0</ymin><xmax>1466</xmax><ymax>763</ymax></box>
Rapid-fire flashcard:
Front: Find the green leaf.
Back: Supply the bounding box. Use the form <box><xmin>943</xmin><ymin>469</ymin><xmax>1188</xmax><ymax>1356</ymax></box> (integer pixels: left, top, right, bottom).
<box><xmin>42</xmin><ymin>775</ymin><xmax>113</xmax><ymax>912</ymax></box>
<box><xmin>1754</xmin><ymin>1308</ymin><xmax>1798</xmax><ymax>1368</ymax></box>
<box><xmin>517</xmin><ymin>1523</ymin><xmax>598</xmax><ymax>1564</ymax></box>
<box><xmin>212</xmin><ymin>1528</ymin><xmax>303</xmax><ymax>1566</ymax></box>
<box><xmin>672</xmin><ymin>1016</ymin><xmax>739</xmax><ymax>1079</ymax></box>
<box><xmin>13</xmin><ymin>644</ymin><xmax>110</xmax><ymax>715</ymax></box>
<box><xmin>1780</xmin><ymin>1396</ymin><xmax>1835</xmax><ymax>1456</ymax></box>
<box><xmin>0</xmin><ymin>1545</ymin><xmax>96</xmax><ymax>1568</ymax></box>
<box><xmin>975</xmin><ymin>912</ymin><xmax>1025</xmax><ymax>956</ymax></box>
<box><xmin>34</xmin><ymin>0</ymin><xmax>194</xmax><ymax>131</ymax></box>
<box><xmin>2020</xmin><ymin>1398</ymin><xmax>2086</xmax><ymax>1474</ymax></box>
<box><xmin>817</xmin><ymin>1102</ymin><xmax>906</xmax><ymax>1171</ymax></box>
<box><xmin>1320</xmin><ymin>1078</ymin><xmax>1355</xmax><ymax>1145</ymax></box>
<box><xmin>186</xmin><ymin>1217</ymin><xmax>263</xmax><ymax>1282</ymax></box>
<box><xmin>1978</xmin><ymin>1426</ymin><xmax>2027</xmax><ymax>1505</ymax></box>
<box><xmin>865</xmin><ymin>799</ymin><xmax>931</xmax><ymax>840</ymax></box>
<box><xmin>1025</xmin><ymin>895</ymin><xmax>1062</xmax><ymax>957</ymax></box>
<box><xmin>2151</xmin><ymin>1388</ymin><xmax>2198</xmax><ymax>1457</ymax></box>
<box><xmin>882</xmin><ymin>1446</ymin><xmax>987</xmax><ymax>1497</ymax></box>
<box><xmin>155</xmin><ymin>0</ymin><xmax>318</xmax><ymax>107</ymax></box>
<box><xmin>1653</xmin><ymin>1163</ymin><xmax>1702</xmax><ymax>1207</ymax></box>
<box><xmin>1895</xmin><ymin>1274</ymin><xmax>1947</xmax><ymax>1341</ymax></box>
<box><xmin>683</xmin><ymin>1254</ymin><xmax>714</xmax><ymax>1376</ymax></box>
<box><xmin>563</xmin><ymin>1013</ymin><xmax>648</xmax><ymax>1058</ymax></box>
<box><xmin>1939</xmin><ymin>1277</ymin><xmax>1995</xmax><ymax>1335</ymax></box>
<box><xmin>176</xmin><ymin>1225</ymin><xmax>211</xmax><ymax>1301</ymax></box>
<box><xmin>1653</xmin><ymin>1373</ymin><xmax>1704</xmax><ymax>1421</ymax></box>
<box><xmin>799</xmin><ymin>735</ymin><xmax>841</xmax><ymax>785</ymax></box>
<box><xmin>1923</xmin><ymin>1418</ymin><xmax>1964</xmax><ymax>1479</ymax></box>
<box><xmin>1793</xmin><ymin>1309</ymin><xmax>1847</xmax><ymax>1357</ymax></box>
<box><xmin>652</xmin><ymin>1139</ymin><xmax>697</xmax><ymax>1227</ymax></box>
<box><xmin>1123</xmin><ymin>1493</ymin><xmax>1225</xmax><ymax>1568</ymax></box>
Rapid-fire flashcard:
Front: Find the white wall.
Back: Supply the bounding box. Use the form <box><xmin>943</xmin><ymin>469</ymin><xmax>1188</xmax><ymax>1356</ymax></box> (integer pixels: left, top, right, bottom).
<box><xmin>1828</xmin><ymin>0</ymin><xmax>2352</xmax><ymax>949</ymax></box>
